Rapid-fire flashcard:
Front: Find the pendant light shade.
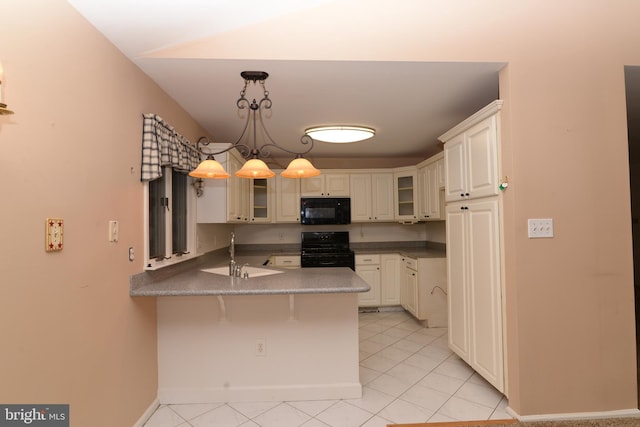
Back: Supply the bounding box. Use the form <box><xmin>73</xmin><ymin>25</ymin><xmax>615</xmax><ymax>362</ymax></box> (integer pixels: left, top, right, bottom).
<box><xmin>188</xmin><ymin>158</ymin><xmax>231</xmax><ymax>179</ymax></box>
<box><xmin>235</xmin><ymin>158</ymin><xmax>276</xmax><ymax>178</ymax></box>
<box><xmin>281</xmin><ymin>157</ymin><xmax>321</xmax><ymax>178</ymax></box>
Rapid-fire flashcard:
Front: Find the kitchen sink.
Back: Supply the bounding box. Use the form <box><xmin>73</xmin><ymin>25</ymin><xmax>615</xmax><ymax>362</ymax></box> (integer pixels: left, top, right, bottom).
<box><xmin>201</xmin><ymin>266</ymin><xmax>284</xmax><ymax>278</ymax></box>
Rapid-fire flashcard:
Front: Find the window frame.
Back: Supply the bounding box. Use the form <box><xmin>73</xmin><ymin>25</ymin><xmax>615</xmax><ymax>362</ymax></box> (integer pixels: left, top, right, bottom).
<box><xmin>143</xmin><ymin>166</ymin><xmax>197</xmax><ymax>270</ymax></box>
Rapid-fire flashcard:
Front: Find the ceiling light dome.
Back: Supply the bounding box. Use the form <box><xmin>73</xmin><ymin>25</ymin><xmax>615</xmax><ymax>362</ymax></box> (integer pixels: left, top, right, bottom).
<box><xmin>305</xmin><ymin>126</ymin><xmax>375</xmax><ymax>144</ymax></box>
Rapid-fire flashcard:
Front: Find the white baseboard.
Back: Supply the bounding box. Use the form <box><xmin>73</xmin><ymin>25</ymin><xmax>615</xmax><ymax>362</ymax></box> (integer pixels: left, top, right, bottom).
<box><xmin>132</xmin><ymin>397</ymin><xmax>160</xmax><ymax>427</ymax></box>
<box><xmin>158</xmin><ymin>382</ymin><xmax>362</xmax><ymax>404</ymax></box>
<box><xmin>506</xmin><ymin>406</ymin><xmax>640</xmax><ymax>422</ymax></box>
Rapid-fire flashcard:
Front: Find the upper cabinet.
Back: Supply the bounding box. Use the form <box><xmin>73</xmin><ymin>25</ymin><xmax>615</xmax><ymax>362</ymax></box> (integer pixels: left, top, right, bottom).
<box><xmin>249</xmin><ymin>178</ymin><xmax>273</xmax><ymax>223</ymax></box>
<box><xmin>417</xmin><ymin>153</ymin><xmax>444</xmax><ymax>221</ymax></box>
<box><xmin>226</xmin><ymin>151</ymin><xmax>250</xmax><ymax>222</ymax></box>
<box><xmin>350</xmin><ymin>172</ymin><xmax>394</xmax><ymax>222</ymax></box>
<box><xmin>301</xmin><ymin>173</ymin><xmax>350</xmax><ymax>197</ymax></box>
<box><xmin>439</xmin><ymin>101</ymin><xmax>503</xmax><ymax>202</ymax></box>
<box><xmin>196</xmin><ymin>147</ymin><xmax>249</xmax><ymax>223</ymax></box>
<box><xmin>394</xmin><ymin>167</ymin><xmax>418</xmax><ymax>222</ymax></box>
<box><xmin>274</xmin><ymin>174</ymin><xmax>301</xmax><ymax>223</ymax></box>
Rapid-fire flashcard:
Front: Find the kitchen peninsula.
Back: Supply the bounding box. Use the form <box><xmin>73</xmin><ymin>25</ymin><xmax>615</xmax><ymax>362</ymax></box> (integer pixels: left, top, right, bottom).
<box><xmin>130</xmin><ymin>249</ymin><xmax>370</xmax><ymax>404</ymax></box>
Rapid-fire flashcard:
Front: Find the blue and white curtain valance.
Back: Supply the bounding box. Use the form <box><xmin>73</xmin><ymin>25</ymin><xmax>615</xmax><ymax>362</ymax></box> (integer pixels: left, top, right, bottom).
<box><xmin>140</xmin><ymin>113</ymin><xmax>201</xmax><ymax>182</ymax></box>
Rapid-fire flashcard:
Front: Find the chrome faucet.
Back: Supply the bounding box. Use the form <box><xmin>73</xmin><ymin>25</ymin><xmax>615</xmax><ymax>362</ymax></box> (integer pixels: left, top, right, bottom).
<box><xmin>229</xmin><ymin>232</ymin><xmax>237</xmax><ymax>275</ymax></box>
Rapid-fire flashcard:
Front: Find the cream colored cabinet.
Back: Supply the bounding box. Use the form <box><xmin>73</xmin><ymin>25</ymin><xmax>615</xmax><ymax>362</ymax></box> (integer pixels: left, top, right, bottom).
<box><xmin>356</xmin><ymin>253</ymin><xmax>401</xmax><ymax>307</ymax></box>
<box><xmin>401</xmin><ymin>257</ymin><xmax>418</xmax><ymax>316</ymax></box>
<box><xmin>267</xmin><ymin>255</ymin><xmax>301</xmax><ymax>269</ymax></box>
<box><xmin>417</xmin><ymin>154</ymin><xmax>444</xmax><ymax>221</ymax></box>
<box><xmin>416</xmin><ymin>257</ymin><xmax>448</xmax><ymax>327</ymax></box>
<box><xmin>301</xmin><ymin>173</ymin><xmax>349</xmax><ymax>196</ymax></box>
<box><xmin>446</xmin><ymin>193</ymin><xmax>504</xmax><ymax>392</ymax></box>
<box><xmin>372</xmin><ymin>173</ymin><xmax>395</xmax><ymax>221</ymax></box>
<box><xmin>196</xmin><ymin>147</ymin><xmax>249</xmax><ymax>223</ymax></box>
<box><xmin>350</xmin><ymin>173</ymin><xmax>394</xmax><ymax>222</ymax></box>
<box><xmin>227</xmin><ymin>151</ymin><xmax>250</xmax><ymax>222</ymax></box>
<box><xmin>400</xmin><ymin>255</ymin><xmax>448</xmax><ymax>326</ymax></box>
<box><xmin>249</xmin><ymin>178</ymin><xmax>273</xmax><ymax>223</ymax></box>
<box><xmin>442</xmin><ymin>100</ymin><xmax>504</xmax><ymax>393</ymax></box>
<box><xmin>356</xmin><ymin>255</ymin><xmax>381</xmax><ymax>307</ymax></box>
<box><xmin>380</xmin><ymin>254</ymin><xmax>401</xmax><ymax>305</ymax></box>
<box><xmin>437</xmin><ymin>157</ymin><xmax>445</xmax><ymax>189</ymax></box>
<box><xmin>440</xmin><ymin>102</ymin><xmax>502</xmax><ymax>203</ymax></box>
<box><xmin>394</xmin><ymin>167</ymin><xmax>418</xmax><ymax>222</ymax></box>
<box><xmin>274</xmin><ymin>174</ymin><xmax>301</xmax><ymax>223</ymax></box>
<box><xmin>350</xmin><ymin>174</ymin><xmax>372</xmax><ymax>222</ymax></box>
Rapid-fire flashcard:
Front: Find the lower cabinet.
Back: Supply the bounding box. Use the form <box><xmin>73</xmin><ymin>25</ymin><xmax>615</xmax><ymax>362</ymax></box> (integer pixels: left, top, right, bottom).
<box><xmin>380</xmin><ymin>254</ymin><xmax>401</xmax><ymax>305</ymax></box>
<box><xmin>400</xmin><ymin>256</ymin><xmax>448</xmax><ymax>327</ymax></box>
<box><xmin>356</xmin><ymin>255</ymin><xmax>381</xmax><ymax>306</ymax></box>
<box><xmin>356</xmin><ymin>253</ymin><xmax>445</xmax><ymax>327</ymax></box>
<box><xmin>356</xmin><ymin>254</ymin><xmax>402</xmax><ymax>307</ymax></box>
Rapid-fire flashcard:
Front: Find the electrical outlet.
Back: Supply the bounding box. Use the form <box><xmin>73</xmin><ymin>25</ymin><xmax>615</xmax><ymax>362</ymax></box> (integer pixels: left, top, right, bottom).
<box><xmin>255</xmin><ymin>339</ymin><xmax>266</xmax><ymax>356</ymax></box>
<box><xmin>527</xmin><ymin>218</ymin><xmax>554</xmax><ymax>238</ymax></box>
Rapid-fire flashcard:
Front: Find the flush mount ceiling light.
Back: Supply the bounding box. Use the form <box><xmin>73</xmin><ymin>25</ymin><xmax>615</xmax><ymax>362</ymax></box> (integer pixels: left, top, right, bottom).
<box><xmin>304</xmin><ymin>126</ymin><xmax>375</xmax><ymax>144</ymax></box>
<box><xmin>188</xmin><ymin>71</ymin><xmax>319</xmax><ymax>180</ymax></box>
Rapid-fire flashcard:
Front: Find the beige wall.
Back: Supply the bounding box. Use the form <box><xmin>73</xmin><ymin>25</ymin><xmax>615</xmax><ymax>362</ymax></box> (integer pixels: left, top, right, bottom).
<box><xmin>159</xmin><ymin>0</ymin><xmax>640</xmax><ymax>417</ymax></box>
<box><xmin>2</xmin><ymin>0</ymin><xmax>639</xmax><ymax>423</ymax></box>
<box><xmin>0</xmin><ymin>1</ymin><xmax>209</xmax><ymax>425</ymax></box>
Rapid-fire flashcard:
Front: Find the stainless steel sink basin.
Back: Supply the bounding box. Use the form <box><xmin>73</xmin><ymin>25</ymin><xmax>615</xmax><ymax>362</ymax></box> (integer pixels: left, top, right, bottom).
<box><xmin>201</xmin><ymin>266</ymin><xmax>284</xmax><ymax>278</ymax></box>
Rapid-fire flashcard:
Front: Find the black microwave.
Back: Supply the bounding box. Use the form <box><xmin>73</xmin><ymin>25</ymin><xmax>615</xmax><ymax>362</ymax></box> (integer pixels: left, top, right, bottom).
<box><xmin>300</xmin><ymin>197</ymin><xmax>351</xmax><ymax>225</ymax></box>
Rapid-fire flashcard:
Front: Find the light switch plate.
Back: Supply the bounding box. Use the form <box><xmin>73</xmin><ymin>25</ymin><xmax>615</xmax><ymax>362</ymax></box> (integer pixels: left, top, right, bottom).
<box><xmin>528</xmin><ymin>218</ymin><xmax>554</xmax><ymax>238</ymax></box>
<box><xmin>108</xmin><ymin>220</ymin><xmax>119</xmax><ymax>242</ymax></box>
<box><xmin>45</xmin><ymin>218</ymin><xmax>64</xmax><ymax>251</ymax></box>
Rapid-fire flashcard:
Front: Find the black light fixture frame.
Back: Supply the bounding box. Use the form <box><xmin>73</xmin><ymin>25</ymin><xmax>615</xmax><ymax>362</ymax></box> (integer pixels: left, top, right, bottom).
<box><xmin>193</xmin><ymin>71</ymin><xmax>315</xmax><ymax>162</ymax></box>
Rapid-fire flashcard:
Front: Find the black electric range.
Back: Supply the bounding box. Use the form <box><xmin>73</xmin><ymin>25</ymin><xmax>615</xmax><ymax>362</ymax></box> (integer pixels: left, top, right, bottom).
<box><xmin>300</xmin><ymin>231</ymin><xmax>355</xmax><ymax>270</ymax></box>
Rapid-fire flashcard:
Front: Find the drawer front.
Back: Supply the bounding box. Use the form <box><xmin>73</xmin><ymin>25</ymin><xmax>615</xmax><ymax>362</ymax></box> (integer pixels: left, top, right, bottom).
<box><xmin>274</xmin><ymin>255</ymin><xmax>301</xmax><ymax>267</ymax></box>
<box><xmin>355</xmin><ymin>254</ymin><xmax>381</xmax><ymax>265</ymax></box>
<box><xmin>403</xmin><ymin>256</ymin><xmax>418</xmax><ymax>270</ymax></box>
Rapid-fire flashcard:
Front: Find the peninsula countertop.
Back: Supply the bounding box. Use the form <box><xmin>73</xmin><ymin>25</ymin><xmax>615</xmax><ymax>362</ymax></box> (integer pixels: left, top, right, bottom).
<box><xmin>130</xmin><ymin>250</ymin><xmax>370</xmax><ymax>297</ymax></box>
<box><xmin>130</xmin><ymin>241</ymin><xmax>444</xmax><ymax>297</ymax></box>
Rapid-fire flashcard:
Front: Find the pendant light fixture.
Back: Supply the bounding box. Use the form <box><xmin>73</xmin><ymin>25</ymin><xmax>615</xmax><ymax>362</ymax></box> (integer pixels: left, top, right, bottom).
<box><xmin>188</xmin><ymin>71</ymin><xmax>319</xmax><ymax>180</ymax></box>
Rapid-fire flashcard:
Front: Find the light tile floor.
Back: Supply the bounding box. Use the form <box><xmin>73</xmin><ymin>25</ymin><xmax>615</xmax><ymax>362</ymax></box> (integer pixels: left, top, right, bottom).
<box><xmin>143</xmin><ymin>310</ymin><xmax>511</xmax><ymax>427</ymax></box>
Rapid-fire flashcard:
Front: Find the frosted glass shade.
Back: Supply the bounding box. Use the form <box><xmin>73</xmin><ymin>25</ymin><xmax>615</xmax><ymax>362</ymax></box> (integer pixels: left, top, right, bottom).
<box><xmin>188</xmin><ymin>159</ymin><xmax>231</xmax><ymax>179</ymax></box>
<box><xmin>305</xmin><ymin>126</ymin><xmax>375</xmax><ymax>143</ymax></box>
<box><xmin>281</xmin><ymin>157</ymin><xmax>321</xmax><ymax>178</ymax></box>
<box><xmin>235</xmin><ymin>158</ymin><xmax>276</xmax><ymax>178</ymax></box>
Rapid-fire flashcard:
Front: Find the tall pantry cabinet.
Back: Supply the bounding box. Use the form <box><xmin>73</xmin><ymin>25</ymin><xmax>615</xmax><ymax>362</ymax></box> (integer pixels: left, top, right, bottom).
<box><xmin>438</xmin><ymin>100</ymin><xmax>505</xmax><ymax>394</ymax></box>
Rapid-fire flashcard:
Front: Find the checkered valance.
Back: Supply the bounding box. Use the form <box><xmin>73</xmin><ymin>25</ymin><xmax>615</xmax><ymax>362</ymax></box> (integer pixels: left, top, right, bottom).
<box><xmin>140</xmin><ymin>113</ymin><xmax>201</xmax><ymax>182</ymax></box>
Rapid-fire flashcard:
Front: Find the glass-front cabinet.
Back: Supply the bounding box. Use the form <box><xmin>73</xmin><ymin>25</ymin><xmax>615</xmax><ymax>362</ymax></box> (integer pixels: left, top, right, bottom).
<box><xmin>394</xmin><ymin>167</ymin><xmax>418</xmax><ymax>222</ymax></box>
<box><xmin>250</xmin><ymin>178</ymin><xmax>272</xmax><ymax>222</ymax></box>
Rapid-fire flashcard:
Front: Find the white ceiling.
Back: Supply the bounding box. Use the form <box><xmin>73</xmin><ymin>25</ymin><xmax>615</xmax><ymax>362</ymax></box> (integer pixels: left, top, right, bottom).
<box><xmin>67</xmin><ymin>0</ymin><xmax>504</xmax><ymax>163</ymax></box>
